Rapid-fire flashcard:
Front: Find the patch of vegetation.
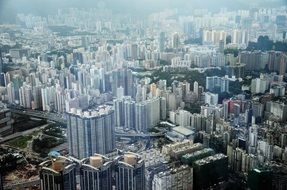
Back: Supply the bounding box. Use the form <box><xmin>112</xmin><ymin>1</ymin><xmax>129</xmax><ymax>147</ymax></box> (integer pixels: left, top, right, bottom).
<box><xmin>32</xmin><ymin>136</ymin><xmax>65</xmax><ymax>157</ymax></box>
<box><xmin>43</xmin><ymin>124</ymin><xmax>64</xmax><ymax>138</ymax></box>
<box><xmin>150</xmin><ymin>68</ymin><xmax>225</xmax><ymax>88</ymax></box>
<box><xmin>247</xmin><ymin>36</ymin><xmax>287</xmax><ymax>52</ymax></box>
<box><xmin>151</xmin><ymin>69</ymin><xmax>206</xmax><ymax>87</ymax></box>
<box><xmin>159</xmin><ymin>59</ymin><xmax>170</xmax><ymax>66</ymax></box>
<box><xmin>218</xmin><ymin>92</ymin><xmax>233</xmax><ymax>103</ymax></box>
<box><xmin>224</xmin><ymin>48</ymin><xmax>239</xmax><ymax>57</ymax></box>
<box><xmin>229</xmin><ymin>80</ymin><xmax>243</xmax><ymax>95</ymax></box>
<box><xmin>6</xmin><ymin>135</ymin><xmax>32</xmax><ymax>149</ymax></box>
<box><xmin>0</xmin><ymin>153</ymin><xmax>23</xmax><ymax>174</ymax></box>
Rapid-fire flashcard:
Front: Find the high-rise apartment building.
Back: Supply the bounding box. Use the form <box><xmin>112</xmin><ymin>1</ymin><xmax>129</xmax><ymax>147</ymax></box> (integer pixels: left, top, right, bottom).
<box><xmin>193</xmin><ymin>154</ymin><xmax>228</xmax><ymax>190</ymax></box>
<box><xmin>39</xmin><ymin>156</ymin><xmax>77</xmax><ymax>190</ymax></box>
<box><xmin>115</xmin><ymin>153</ymin><xmax>145</xmax><ymax>190</ymax></box>
<box><xmin>172</xmin><ymin>33</ymin><xmax>180</xmax><ymax>49</ymax></box>
<box><xmin>152</xmin><ymin>165</ymin><xmax>193</xmax><ymax>190</ymax></box>
<box><xmin>202</xmin><ymin>30</ymin><xmax>226</xmax><ymax>45</ymax></box>
<box><xmin>193</xmin><ymin>81</ymin><xmax>199</xmax><ymax>98</ymax></box>
<box><xmin>159</xmin><ymin>32</ymin><xmax>165</xmax><ymax>52</ymax></box>
<box><xmin>205</xmin><ymin>92</ymin><xmax>219</xmax><ymax>106</ymax></box>
<box><xmin>110</xmin><ymin>69</ymin><xmax>134</xmax><ymax>97</ymax></box>
<box><xmin>40</xmin><ymin>152</ymin><xmax>145</xmax><ymax>190</ymax></box>
<box><xmin>66</xmin><ymin>105</ymin><xmax>115</xmax><ymax>159</ymax></box>
<box><xmin>0</xmin><ymin>50</ymin><xmax>3</xmax><ymax>76</ymax></box>
<box><xmin>114</xmin><ymin>97</ymin><xmax>161</xmax><ymax>132</ymax></box>
<box><xmin>206</xmin><ymin>76</ymin><xmax>229</xmax><ymax>93</ymax></box>
<box><xmin>239</xmin><ymin>51</ymin><xmax>268</xmax><ymax>71</ymax></box>
<box><xmin>80</xmin><ymin>154</ymin><xmax>113</xmax><ymax>190</ymax></box>
<box><xmin>268</xmin><ymin>51</ymin><xmax>287</xmax><ymax>75</ymax></box>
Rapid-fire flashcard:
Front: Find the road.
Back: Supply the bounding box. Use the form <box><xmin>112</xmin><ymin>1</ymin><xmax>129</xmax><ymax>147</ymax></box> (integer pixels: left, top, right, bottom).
<box><xmin>8</xmin><ymin>105</ymin><xmax>67</xmax><ymax>125</ymax></box>
<box><xmin>7</xmin><ymin>105</ymin><xmax>164</xmax><ymax>139</ymax></box>
<box><xmin>7</xmin><ymin>105</ymin><xmax>165</xmax><ymax>138</ymax></box>
<box><xmin>115</xmin><ymin>132</ymin><xmax>164</xmax><ymax>138</ymax></box>
<box><xmin>0</xmin><ymin>124</ymin><xmax>49</xmax><ymax>143</ymax></box>
<box><xmin>4</xmin><ymin>178</ymin><xmax>40</xmax><ymax>190</ymax></box>
<box><xmin>50</xmin><ymin>142</ymin><xmax>68</xmax><ymax>152</ymax></box>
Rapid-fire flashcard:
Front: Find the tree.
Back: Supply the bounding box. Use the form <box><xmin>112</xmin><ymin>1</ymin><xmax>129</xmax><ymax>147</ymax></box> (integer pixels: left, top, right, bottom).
<box><xmin>224</xmin><ymin>48</ymin><xmax>239</xmax><ymax>57</ymax></box>
<box><xmin>246</xmin><ymin>36</ymin><xmax>287</xmax><ymax>51</ymax></box>
<box><xmin>226</xmin><ymin>35</ymin><xmax>232</xmax><ymax>44</ymax></box>
<box><xmin>159</xmin><ymin>60</ymin><xmax>170</xmax><ymax>66</ymax></box>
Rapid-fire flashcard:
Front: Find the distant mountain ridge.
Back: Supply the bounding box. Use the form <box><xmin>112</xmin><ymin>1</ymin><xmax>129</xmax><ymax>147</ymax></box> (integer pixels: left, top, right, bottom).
<box><xmin>0</xmin><ymin>0</ymin><xmax>285</xmax><ymax>24</ymax></box>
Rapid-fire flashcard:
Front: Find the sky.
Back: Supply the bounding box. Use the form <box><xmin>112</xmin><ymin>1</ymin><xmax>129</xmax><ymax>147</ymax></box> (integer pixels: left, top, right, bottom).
<box><xmin>0</xmin><ymin>0</ymin><xmax>286</xmax><ymax>23</ymax></box>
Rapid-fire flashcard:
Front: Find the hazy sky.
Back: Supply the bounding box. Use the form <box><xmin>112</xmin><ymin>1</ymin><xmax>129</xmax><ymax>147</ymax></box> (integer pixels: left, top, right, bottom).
<box><xmin>0</xmin><ymin>0</ymin><xmax>286</xmax><ymax>23</ymax></box>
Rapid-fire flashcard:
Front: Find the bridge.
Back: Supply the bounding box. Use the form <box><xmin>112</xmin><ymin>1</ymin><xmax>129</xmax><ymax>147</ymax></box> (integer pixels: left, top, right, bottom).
<box><xmin>7</xmin><ymin>105</ymin><xmax>67</xmax><ymax>125</ymax></box>
<box><xmin>7</xmin><ymin>105</ymin><xmax>164</xmax><ymax>138</ymax></box>
<box><xmin>115</xmin><ymin>132</ymin><xmax>164</xmax><ymax>138</ymax></box>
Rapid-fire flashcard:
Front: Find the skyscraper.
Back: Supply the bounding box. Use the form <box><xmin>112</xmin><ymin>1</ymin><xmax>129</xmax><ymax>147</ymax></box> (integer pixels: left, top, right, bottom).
<box><xmin>160</xmin><ymin>97</ymin><xmax>167</xmax><ymax>120</ymax></box>
<box><xmin>219</xmin><ymin>39</ymin><xmax>225</xmax><ymax>53</ymax></box>
<box><xmin>39</xmin><ymin>152</ymin><xmax>145</xmax><ymax>190</ymax></box>
<box><xmin>80</xmin><ymin>154</ymin><xmax>113</xmax><ymax>190</ymax></box>
<box><xmin>115</xmin><ymin>153</ymin><xmax>145</xmax><ymax>190</ymax></box>
<box><xmin>206</xmin><ymin>76</ymin><xmax>229</xmax><ymax>93</ymax></box>
<box><xmin>172</xmin><ymin>33</ymin><xmax>180</xmax><ymax>49</ymax></box>
<box><xmin>114</xmin><ymin>97</ymin><xmax>161</xmax><ymax>133</ymax></box>
<box><xmin>6</xmin><ymin>82</ymin><xmax>15</xmax><ymax>104</ymax></box>
<box><xmin>159</xmin><ymin>32</ymin><xmax>165</xmax><ymax>52</ymax></box>
<box><xmin>19</xmin><ymin>83</ymin><xmax>32</xmax><ymax>109</ymax></box>
<box><xmin>205</xmin><ymin>92</ymin><xmax>219</xmax><ymax>106</ymax></box>
<box><xmin>193</xmin><ymin>81</ymin><xmax>199</xmax><ymax>98</ymax></box>
<box><xmin>111</xmin><ymin>69</ymin><xmax>134</xmax><ymax>97</ymax></box>
<box><xmin>135</xmin><ymin>102</ymin><xmax>148</xmax><ymax>132</ymax></box>
<box><xmin>39</xmin><ymin>156</ymin><xmax>77</xmax><ymax>190</ymax></box>
<box><xmin>66</xmin><ymin>105</ymin><xmax>115</xmax><ymax>159</ymax></box>
<box><xmin>193</xmin><ymin>154</ymin><xmax>228</xmax><ymax>190</ymax></box>
<box><xmin>0</xmin><ymin>50</ymin><xmax>3</xmax><ymax>75</ymax></box>
<box><xmin>117</xmin><ymin>86</ymin><xmax>124</xmax><ymax>99</ymax></box>
<box><xmin>114</xmin><ymin>99</ymin><xmax>125</xmax><ymax>127</ymax></box>
<box><xmin>124</xmin><ymin>99</ymin><xmax>136</xmax><ymax>130</ymax></box>
<box><xmin>268</xmin><ymin>51</ymin><xmax>287</xmax><ymax>75</ymax></box>
<box><xmin>249</xmin><ymin>125</ymin><xmax>258</xmax><ymax>154</ymax></box>
<box><xmin>11</xmin><ymin>74</ymin><xmax>23</xmax><ymax>104</ymax></box>
<box><xmin>152</xmin><ymin>165</ymin><xmax>193</xmax><ymax>190</ymax></box>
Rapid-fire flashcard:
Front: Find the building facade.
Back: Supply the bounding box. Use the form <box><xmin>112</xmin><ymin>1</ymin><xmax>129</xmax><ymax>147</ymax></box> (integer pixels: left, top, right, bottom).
<box><xmin>80</xmin><ymin>154</ymin><xmax>113</xmax><ymax>190</ymax></box>
<box><xmin>67</xmin><ymin>105</ymin><xmax>115</xmax><ymax>159</ymax></box>
<box><xmin>115</xmin><ymin>153</ymin><xmax>145</xmax><ymax>190</ymax></box>
<box><xmin>39</xmin><ymin>156</ymin><xmax>77</xmax><ymax>190</ymax></box>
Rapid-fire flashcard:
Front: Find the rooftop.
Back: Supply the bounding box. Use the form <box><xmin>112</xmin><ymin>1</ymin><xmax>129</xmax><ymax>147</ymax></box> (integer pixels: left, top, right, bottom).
<box><xmin>194</xmin><ymin>153</ymin><xmax>227</xmax><ymax>166</ymax></box>
<box><xmin>182</xmin><ymin>148</ymin><xmax>214</xmax><ymax>158</ymax></box>
<box><xmin>172</xmin><ymin>126</ymin><xmax>194</xmax><ymax>136</ymax></box>
<box><xmin>67</xmin><ymin>105</ymin><xmax>113</xmax><ymax>118</ymax></box>
<box><xmin>40</xmin><ymin>156</ymin><xmax>75</xmax><ymax>173</ymax></box>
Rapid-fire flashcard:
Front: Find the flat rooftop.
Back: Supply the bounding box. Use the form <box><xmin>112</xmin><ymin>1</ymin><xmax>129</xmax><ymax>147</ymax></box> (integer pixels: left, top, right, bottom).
<box><xmin>172</xmin><ymin>126</ymin><xmax>194</xmax><ymax>136</ymax></box>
